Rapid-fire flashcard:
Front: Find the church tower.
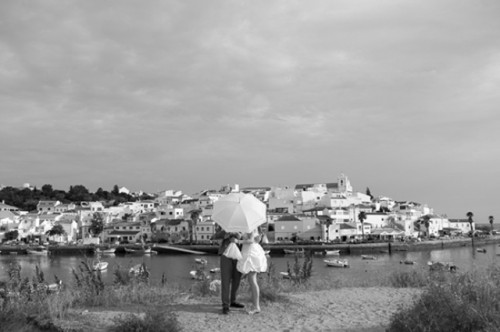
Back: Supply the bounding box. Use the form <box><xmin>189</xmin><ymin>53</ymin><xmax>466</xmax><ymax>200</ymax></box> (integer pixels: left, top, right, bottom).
<box><xmin>337</xmin><ymin>173</ymin><xmax>352</xmax><ymax>194</ymax></box>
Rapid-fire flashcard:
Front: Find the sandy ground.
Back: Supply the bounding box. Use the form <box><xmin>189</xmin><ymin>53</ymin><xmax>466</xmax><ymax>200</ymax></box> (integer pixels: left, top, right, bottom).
<box><xmin>71</xmin><ymin>287</ymin><xmax>421</xmax><ymax>332</ymax></box>
<box><xmin>173</xmin><ymin>287</ymin><xmax>421</xmax><ymax>332</ymax></box>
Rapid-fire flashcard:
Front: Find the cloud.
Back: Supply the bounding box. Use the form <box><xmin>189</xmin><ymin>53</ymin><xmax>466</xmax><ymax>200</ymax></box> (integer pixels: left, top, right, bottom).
<box><xmin>1</xmin><ymin>0</ymin><xmax>500</xmax><ymax>221</ymax></box>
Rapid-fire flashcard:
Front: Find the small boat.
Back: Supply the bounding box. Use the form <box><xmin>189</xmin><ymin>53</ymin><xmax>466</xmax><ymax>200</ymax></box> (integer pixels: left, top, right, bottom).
<box><xmin>400</xmin><ymin>260</ymin><xmax>416</xmax><ymax>265</ymax></box>
<box><xmin>93</xmin><ymin>261</ymin><xmax>109</xmax><ymax>271</ymax></box>
<box><xmin>477</xmin><ymin>248</ymin><xmax>487</xmax><ymax>253</ymax></box>
<box><xmin>124</xmin><ymin>248</ymin><xmax>139</xmax><ymax>254</ymax></box>
<box><xmin>209</xmin><ymin>267</ymin><xmax>221</xmax><ymax>273</ymax></box>
<box><xmin>283</xmin><ymin>249</ymin><xmax>305</xmax><ymax>255</ymax></box>
<box><xmin>36</xmin><ymin>280</ymin><xmax>62</xmax><ymax>293</ymax></box>
<box><xmin>129</xmin><ymin>264</ymin><xmax>145</xmax><ymax>275</ymax></box>
<box><xmin>26</xmin><ymin>249</ymin><xmax>49</xmax><ymax>255</ymax></box>
<box><xmin>428</xmin><ymin>261</ymin><xmax>457</xmax><ymax>272</ymax></box>
<box><xmin>189</xmin><ymin>270</ymin><xmax>209</xmax><ymax>280</ymax></box>
<box><xmin>324</xmin><ymin>259</ymin><xmax>349</xmax><ymax>268</ymax></box>
<box><xmin>324</xmin><ymin>250</ymin><xmax>340</xmax><ymax>256</ymax></box>
<box><xmin>195</xmin><ymin>258</ymin><xmax>208</xmax><ymax>265</ymax></box>
<box><xmin>96</xmin><ymin>248</ymin><xmax>116</xmax><ymax>255</ymax></box>
<box><xmin>47</xmin><ymin>280</ymin><xmax>63</xmax><ymax>293</ymax></box>
<box><xmin>144</xmin><ymin>248</ymin><xmax>158</xmax><ymax>255</ymax></box>
<box><xmin>361</xmin><ymin>255</ymin><xmax>377</xmax><ymax>260</ymax></box>
<box><xmin>280</xmin><ymin>272</ymin><xmax>291</xmax><ymax>279</ymax></box>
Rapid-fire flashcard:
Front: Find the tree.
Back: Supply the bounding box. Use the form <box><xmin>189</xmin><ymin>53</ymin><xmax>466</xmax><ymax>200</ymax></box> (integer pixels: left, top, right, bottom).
<box><xmin>358</xmin><ymin>211</ymin><xmax>367</xmax><ymax>241</ymax></box>
<box><xmin>41</xmin><ymin>184</ymin><xmax>54</xmax><ymax>198</ymax></box>
<box><xmin>89</xmin><ymin>212</ymin><xmax>104</xmax><ymax>236</ymax></box>
<box><xmin>122</xmin><ymin>213</ymin><xmax>132</xmax><ymax>222</ymax></box>
<box><xmin>366</xmin><ymin>187</ymin><xmax>374</xmax><ymax>200</ymax></box>
<box><xmin>489</xmin><ymin>215</ymin><xmax>494</xmax><ymax>235</ymax></box>
<box><xmin>467</xmin><ymin>211</ymin><xmax>475</xmax><ymax>247</ymax></box>
<box><xmin>422</xmin><ymin>215</ymin><xmax>431</xmax><ymax>239</ymax></box>
<box><xmin>46</xmin><ymin>224</ymin><xmax>66</xmax><ymax>240</ymax></box>
<box><xmin>67</xmin><ymin>185</ymin><xmax>91</xmax><ymax>202</ymax></box>
<box><xmin>4</xmin><ymin>230</ymin><xmax>19</xmax><ymax>241</ymax></box>
<box><xmin>189</xmin><ymin>210</ymin><xmax>200</xmax><ymax>244</ymax></box>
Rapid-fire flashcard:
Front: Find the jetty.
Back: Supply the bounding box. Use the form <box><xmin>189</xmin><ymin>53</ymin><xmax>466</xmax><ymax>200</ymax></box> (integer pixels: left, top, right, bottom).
<box><xmin>153</xmin><ymin>244</ymin><xmax>207</xmax><ymax>255</ymax></box>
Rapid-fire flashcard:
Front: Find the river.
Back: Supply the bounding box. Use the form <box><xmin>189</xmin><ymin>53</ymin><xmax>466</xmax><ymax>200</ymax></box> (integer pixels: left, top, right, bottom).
<box><xmin>1</xmin><ymin>243</ymin><xmax>499</xmax><ymax>288</ymax></box>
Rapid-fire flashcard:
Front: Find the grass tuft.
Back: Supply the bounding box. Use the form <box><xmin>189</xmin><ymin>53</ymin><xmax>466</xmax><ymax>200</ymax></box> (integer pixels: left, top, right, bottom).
<box><xmin>109</xmin><ymin>309</ymin><xmax>181</xmax><ymax>332</ymax></box>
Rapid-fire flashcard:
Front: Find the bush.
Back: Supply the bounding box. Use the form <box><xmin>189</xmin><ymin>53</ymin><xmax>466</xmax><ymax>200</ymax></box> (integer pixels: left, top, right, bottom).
<box><xmin>286</xmin><ymin>251</ymin><xmax>313</xmax><ymax>285</ymax></box>
<box><xmin>388</xmin><ymin>267</ymin><xmax>500</xmax><ymax>332</ymax></box>
<box><xmin>71</xmin><ymin>261</ymin><xmax>106</xmax><ymax>306</ymax></box>
<box><xmin>258</xmin><ymin>262</ymin><xmax>288</xmax><ymax>303</ymax></box>
<box><xmin>110</xmin><ymin>309</ymin><xmax>181</xmax><ymax>332</ymax></box>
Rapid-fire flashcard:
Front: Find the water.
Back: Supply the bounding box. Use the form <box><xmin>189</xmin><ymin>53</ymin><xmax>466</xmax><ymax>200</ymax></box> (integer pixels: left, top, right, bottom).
<box><xmin>1</xmin><ymin>243</ymin><xmax>499</xmax><ymax>288</ymax></box>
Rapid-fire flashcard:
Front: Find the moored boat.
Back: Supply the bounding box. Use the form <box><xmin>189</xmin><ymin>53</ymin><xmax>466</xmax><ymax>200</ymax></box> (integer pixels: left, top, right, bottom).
<box><xmin>189</xmin><ymin>270</ymin><xmax>208</xmax><ymax>280</ymax></box>
<box><xmin>144</xmin><ymin>248</ymin><xmax>158</xmax><ymax>255</ymax></box>
<box><xmin>361</xmin><ymin>255</ymin><xmax>377</xmax><ymax>260</ymax></box>
<box><xmin>27</xmin><ymin>248</ymin><xmax>49</xmax><ymax>255</ymax></box>
<box><xmin>93</xmin><ymin>261</ymin><xmax>109</xmax><ymax>271</ymax></box>
<box><xmin>283</xmin><ymin>248</ymin><xmax>305</xmax><ymax>255</ymax></box>
<box><xmin>96</xmin><ymin>248</ymin><xmax>116</xmax><ymax>255</ymax></box>
<box><xmin>195</xmin><ymin>258</ymin><xmax>208</xmax><ymax>265</ymax></box>
<box><xmin>324</xmin><ymin>250</ymin><xmax>340</xmax><ymax>256</ymax></box>
<box><xmin>428</xmin><ymin>261</ymin><xmax>457</xmax><ymax>272</ymax></box>
<box><xmin>124</xmin><ymin>247</ymin><xmax>139</xmax><ymax>254</ymax></box>
<box><xmin>324</xmin><ymin>259</ymin><xmax>349</xmax><ymax>268</ymax></box>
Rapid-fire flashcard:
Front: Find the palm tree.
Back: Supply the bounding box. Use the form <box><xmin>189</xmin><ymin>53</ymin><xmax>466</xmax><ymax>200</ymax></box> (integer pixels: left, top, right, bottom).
<box><xmin>467</xmin><ymin>211</ymin><xmax>474</xmax><ymax>247</ymax></box>
<box><xmin>422</xmin><ymin>215</ymin><xmax>431</xmax><ymax>240</ymax></box>
<box><xmin>489</xmin><ymin>215</ymin><xmax>494</xmax><ymax>235</ymax></box>
<box><xmin>189</xmin><ymin>210</ymin><xmax>200</xmax><ymax>244</ymax></box>
<box><xmin>358</xmin><ymin>211</ymin><xmax>367</xmax><ymax>241</ymax></box>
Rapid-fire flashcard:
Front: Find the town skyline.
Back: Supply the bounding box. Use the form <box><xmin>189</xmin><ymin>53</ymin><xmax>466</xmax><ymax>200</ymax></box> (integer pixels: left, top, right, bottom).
<box><xmin>1</xmin><ymin>1</ymin><xmax>499</xmax><ymax>225</ymax></box>
<box><xmin>0</xmin><ymin>174</ymin><xmax>494</xmax><ymax>223</ymax></box>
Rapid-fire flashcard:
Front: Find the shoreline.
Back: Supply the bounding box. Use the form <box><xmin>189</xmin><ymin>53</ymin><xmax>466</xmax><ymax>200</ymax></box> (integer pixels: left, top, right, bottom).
<box><xmin>1</xmin><ymin>236</ymin><xmax>499</xmax><ymax>255</ymax></box>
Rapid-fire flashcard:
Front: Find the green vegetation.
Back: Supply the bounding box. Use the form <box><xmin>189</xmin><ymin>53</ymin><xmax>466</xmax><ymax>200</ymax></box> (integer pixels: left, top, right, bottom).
<box><xmin>285</xmin><ymin>251</ymin><xmax>313</xmax><ymax>285</ymax></box>
<box><xmin>109</xmin><ymin>309</ymin><xmax>181</xmax><ymax>332</ymax></box>
<box><xmin>387</xmin><ymin>266</ymin><xmax>500</xmax><ymax>332</ymax></box>
<box><xmin>0</xmin><ymin>184</ymin><xmax>154</xmax><ymax>211</ymax></box>
<box><xmin>3</xmin><ymin>255</ymin><xmax>500</xmax><ymax>332</ymax></box>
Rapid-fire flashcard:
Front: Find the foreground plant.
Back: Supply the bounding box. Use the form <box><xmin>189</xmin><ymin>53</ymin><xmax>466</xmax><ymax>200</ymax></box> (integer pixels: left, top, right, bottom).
<box><xmin>109</xmin><ymin>309</ymin><xmax>181</xmax><ymax>332</ymax></box>
<box><xmin>388</xmin><ymin>266</ymin><xmax>500</xmax><ymax>332</ymax></box>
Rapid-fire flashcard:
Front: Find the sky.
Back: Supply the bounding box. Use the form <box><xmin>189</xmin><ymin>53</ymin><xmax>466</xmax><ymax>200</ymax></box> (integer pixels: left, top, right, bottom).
<box><xmin>1</xmin><ymin>0</ymin><xmax>499</xmax><ymax>222</ymax></box>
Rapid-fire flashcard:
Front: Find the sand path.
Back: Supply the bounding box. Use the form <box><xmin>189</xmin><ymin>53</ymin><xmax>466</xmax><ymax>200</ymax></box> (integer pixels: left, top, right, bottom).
<box><xmin>173</xmin><ymin>287</ymin><xmax>421</xmax><ymax>332</ymax></box>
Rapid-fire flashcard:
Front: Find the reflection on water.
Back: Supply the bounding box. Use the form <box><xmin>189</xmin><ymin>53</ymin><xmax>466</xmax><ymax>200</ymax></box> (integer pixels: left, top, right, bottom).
<box><xmin>1</xmin><ymin>243</ymin><xmax>499</xmax><ymax>287</ymax></box>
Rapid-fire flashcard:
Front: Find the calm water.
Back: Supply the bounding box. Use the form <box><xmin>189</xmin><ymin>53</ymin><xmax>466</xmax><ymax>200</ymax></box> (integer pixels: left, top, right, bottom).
<box><xmin>1</xmin><ymin>243</ymin><xmax>499</xmax><ymax>288</ymax></box>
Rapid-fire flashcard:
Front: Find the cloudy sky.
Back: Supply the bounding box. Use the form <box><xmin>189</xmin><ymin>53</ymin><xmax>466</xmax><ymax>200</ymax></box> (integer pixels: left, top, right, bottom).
<box><xmin>1</xmin><ymin>0</ymin><xmax>499</xmax><ymax>222</ymax></box>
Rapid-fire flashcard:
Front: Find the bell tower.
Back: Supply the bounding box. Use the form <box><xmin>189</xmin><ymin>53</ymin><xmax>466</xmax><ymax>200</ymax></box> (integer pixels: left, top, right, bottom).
<box><xmin>337</xmin><ymin>173</ymin><xmax>352</xmax><ymax>194</ymax></box>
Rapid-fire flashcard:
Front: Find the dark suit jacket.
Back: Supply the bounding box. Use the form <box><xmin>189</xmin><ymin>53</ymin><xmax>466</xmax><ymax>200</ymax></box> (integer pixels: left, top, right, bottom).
<box><xmin>212</xmin><ymin>230</ymin><xmax>241</xmax><ymax>255</ymax></box>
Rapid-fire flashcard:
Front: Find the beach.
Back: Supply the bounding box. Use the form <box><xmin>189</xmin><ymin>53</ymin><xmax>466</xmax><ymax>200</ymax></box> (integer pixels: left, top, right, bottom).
<box><xmin>74</xmin><ymin>287</ymin><xmax>421</xmax><ymax>332</ymax></box>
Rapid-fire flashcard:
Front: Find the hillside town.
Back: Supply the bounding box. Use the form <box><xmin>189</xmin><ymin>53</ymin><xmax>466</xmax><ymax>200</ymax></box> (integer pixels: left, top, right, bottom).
<box><xmin>0</xmin><ymin>174</ymin><xmax>474</xmax><ymax>246</ymax></box>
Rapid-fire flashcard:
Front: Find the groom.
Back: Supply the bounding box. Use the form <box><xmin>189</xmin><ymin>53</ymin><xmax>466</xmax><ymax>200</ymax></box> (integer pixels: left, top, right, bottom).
<box><xmin>213</xmin><ymin>228</ymin><xmax>245</xmax><ymax>314</ymax></box>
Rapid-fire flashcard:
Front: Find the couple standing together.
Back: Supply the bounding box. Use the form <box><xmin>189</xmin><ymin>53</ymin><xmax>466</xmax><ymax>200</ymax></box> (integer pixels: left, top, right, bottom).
<box><xmin>214</xmin><ymin>227</ymin><xmax>268</xmax><ymax>315</ymax></box>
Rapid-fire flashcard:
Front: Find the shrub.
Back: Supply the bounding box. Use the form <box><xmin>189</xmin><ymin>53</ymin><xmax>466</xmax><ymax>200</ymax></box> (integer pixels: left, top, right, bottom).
<box><xmin>388</xmin><ymin>267</ymin><xmax>500</xmax><ymax>332</ymax></box>
<box><xmin>286</xmin><ymin>251</ymin><xmax>313</xmax><ymax>285</ymax></box>
<box><xmin>109</xmin><ymin>309</ymin><xmax>181</xmax><ymax>332</ymax></box>
<box><xmin>259</xmin><ymin>262</ymin><xmax>288</xmax><ymax>303</ymax></box>
<box><xmin>71</xmin><ymin>261</ymin><xmax>106</xmax><ymax>306</ymax></box>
